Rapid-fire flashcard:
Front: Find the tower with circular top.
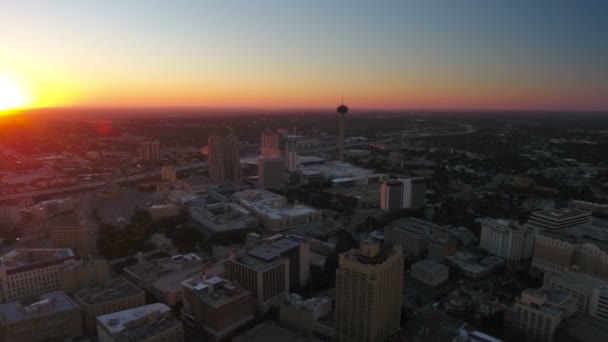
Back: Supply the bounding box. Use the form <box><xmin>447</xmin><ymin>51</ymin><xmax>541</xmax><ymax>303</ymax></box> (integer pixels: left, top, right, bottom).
<box><xmin>337</xmin><ymin>97</ymin><xmax>348</xmax><ymax>162</ymax></box>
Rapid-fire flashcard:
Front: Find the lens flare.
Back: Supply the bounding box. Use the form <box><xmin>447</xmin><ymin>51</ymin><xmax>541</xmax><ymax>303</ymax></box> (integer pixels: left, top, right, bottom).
<box><xmin>0</xmin><ymin>74</ymin><xmax>30</xmax><ymax>112</ymax></box>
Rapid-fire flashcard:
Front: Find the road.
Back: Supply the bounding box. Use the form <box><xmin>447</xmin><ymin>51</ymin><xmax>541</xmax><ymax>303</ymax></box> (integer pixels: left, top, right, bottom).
<box><xmin>0</xmin><ymin>161</ymin><xmax>209</xmax><ymax>201</ymax></box>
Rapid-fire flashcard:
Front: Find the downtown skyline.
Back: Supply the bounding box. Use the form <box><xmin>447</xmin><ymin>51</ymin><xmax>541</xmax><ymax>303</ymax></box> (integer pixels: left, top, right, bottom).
<box><xmin>1</xmin><ymin>0</ymin><xmax>607</xmax><ymax>112</ymax></box>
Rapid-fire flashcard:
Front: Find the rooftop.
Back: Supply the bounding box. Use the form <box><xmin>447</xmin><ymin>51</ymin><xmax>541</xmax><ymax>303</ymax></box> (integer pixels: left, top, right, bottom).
<box><xmin>531</xmin><ymin>207</ymin><xmax>591</xmax><ymax>221</ymax></box>
<box><xmin>0</xmin><ymin>248</ymin><xmax>75</xmax><ymax>273</ymax></box>
<box><xmin>233</xmin><ymin>189</ymin><xmax>319</xmax><ymax>221</ymax></box>
<box><xmin>75</xmin><ymin>277</ymin><xmax>144</xmax><ymax>306</ymax></box>
<box><xmin>0</xmin><ymin>291</ymin><xmax>79</xmax><ymax>323</ymax></box>
<box><xmin>96</xmin><ymin>303</ymin><xmax>177</xmax><ymax>336</ymax></box>
<box><xmin>545</xmin><ymin>271</ymin><xmax>608</xmax><ymax>295</ymax></box>
<box><xmin>557</xmin><ymin>314</ymin><xmax>608</xmax><ymax>342</ymax></box>
<box><xmin>182</xmin><ymin>276</ymin><xmax>251</xmax><ymax>309</ymax></box>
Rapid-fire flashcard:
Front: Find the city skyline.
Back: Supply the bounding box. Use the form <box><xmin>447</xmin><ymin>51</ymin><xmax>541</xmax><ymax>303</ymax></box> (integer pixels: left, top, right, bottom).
<box><xmin>1</xmin><ymin>0</ymin><xmax>607</xmax><ymax>113</ymax></box>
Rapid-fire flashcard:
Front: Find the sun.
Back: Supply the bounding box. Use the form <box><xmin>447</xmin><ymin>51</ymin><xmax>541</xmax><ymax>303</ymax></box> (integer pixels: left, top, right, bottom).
<box><xmin>0</xmin><ymin>74</ymin><xmax>30</xmax><ymax>112</ymax></box>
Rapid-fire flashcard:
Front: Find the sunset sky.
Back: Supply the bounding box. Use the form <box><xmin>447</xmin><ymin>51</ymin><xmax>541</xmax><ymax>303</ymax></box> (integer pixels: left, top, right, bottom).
<box><xmin>1</xmin><ymin>0</ymin><xmax>607</xmax><ymax>111</ymax></box>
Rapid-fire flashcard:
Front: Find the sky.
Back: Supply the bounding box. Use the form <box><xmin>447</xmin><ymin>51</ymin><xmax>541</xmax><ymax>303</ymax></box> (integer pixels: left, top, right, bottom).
<box><xmin>0</xmin><ymin>0</ymin><xmax>607</xmax><ymax>111</ymax></box>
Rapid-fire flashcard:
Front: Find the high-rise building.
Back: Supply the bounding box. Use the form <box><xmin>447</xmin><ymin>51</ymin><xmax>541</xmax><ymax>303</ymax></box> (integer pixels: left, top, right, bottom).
<box><xmin>49</xmin><ymin>211</ymin><xmax>90</xmax><ymax>258</ymax></box>
<box><xmin>0</xmin><ymin>290</ymin><xmax>82</xmax><ymax>342</ymax></box>
<box><xmin>260</xmin><ymin>129</ymin><xmax>304</xmax><ymax>172</ymax></box>
<box><xmin>526</xmin><ymin>208</ymin><xmax>592</xmax><ymax>232</ymax></box>
<box><xmin>96</xmin><ymin>303</ymin><xmax>184</xmax><ymax>342</ymax></box>
<box><xmin>139</xmin><ymin>140</ymin><xmax>160</xmax><ymax>161</ymax></box>
<box><xmin>208</xmin><ymin>130</ymin><xmax>241</xmax><ymax>183</ymax></box>
<box><xmin>479</xmin><ymin>218</ymin><xmax>535</xmax><ymax>264</ymax></box>
<box><xmin>74</xmin><ymin>277</ymin><xmax>146</xmax><ymax>334</ymax></box>
<box><xmin>0</xmin><ymin>248</ymin><xmax>76</xmax><ymax>303</ymax></box>
<box><xmin>334</xmin><ymin>241</ymin><xmax>404</xmax><ymax>342</ymax></box>
<box><xmin>225</xmin><ymin>250</ymin><xmax>289</xmax><ymax>314</ymax></box>
<box><xmin>505</xmin><ymin>288</ymin><xmax>577</xmax><ymax>342</ymax></box>
<box><xmin>380</xmin><ymin>179</ymin><xmax>405</xmax><ymax>212</ymax></box>
<box><xmin>181</xmin><ymin>276</ymin><xmax>254</xmax><ymax>341</ymax></box>
<box><xmin>403</xmin><ymin>177</ymin><xmax>426</xmax><ymax>210</ymax></box>
<box><xmin>0</xmin><ymin>205</ymin><xmax>21</xmax><ymax>226</ymax></box>
<box><xmin>258</xmin><ymin>156</ymin><xmax>285</xmax><ymax>189</ymax></box>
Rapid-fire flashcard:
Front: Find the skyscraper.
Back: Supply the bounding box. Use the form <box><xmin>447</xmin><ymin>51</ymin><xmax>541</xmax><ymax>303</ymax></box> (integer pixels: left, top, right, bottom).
<box><xmin>380</xmin><ymin>179</ymin><xmax>405</xmax><ymax>212</ymax></box>
<box><xmin>403</xmin><ymin>177</ymin><xmax>426</xmax><ymax>210</ymax></box>
<box><xmin>208</xmin><ymin>130</ymin><xmax>241</xmax><ymax>183</ymax></box>
<box><xmin>335</xmin><ymin>241</ymin><xmax>404</xmax><ymax>342</ymax></box>
<box><xmin>258</xmin><ymin>156</ymin><xmax>285</xmax><ymax>189</ymax></box>
<box><xmin>139</xmin><ymin>140</ymin><xmax>160</xmax><ymax>161</ymax></box>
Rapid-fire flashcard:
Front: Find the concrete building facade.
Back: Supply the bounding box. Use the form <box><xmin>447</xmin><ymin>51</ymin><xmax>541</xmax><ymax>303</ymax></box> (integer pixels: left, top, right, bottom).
<box><xmin>334</xmin><ymin>242</ymin><xmax>404</xmax><ymax>342</ymax></box>
<box><xmin>208</xmin><ymin>130</ymin><xmax>241</xmax><ymax>183</ymax></box>
<box><xmin>479</xmin><ymin>218</ymin><xmax>535</xmax><ymax>263</ymax></box>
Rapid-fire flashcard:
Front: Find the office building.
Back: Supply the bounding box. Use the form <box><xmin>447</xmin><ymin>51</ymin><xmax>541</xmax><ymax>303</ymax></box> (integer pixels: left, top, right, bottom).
<box><xmin>505</xmin><ymin>288</ymin><xmax>577</xmax><ymax>342</ymax></box>
<box><xmin>385</xmin><ymin>217</ymin><xmax>440</xmax><ymax>258</ymax></box>
<box><xmin>380</xmin><ymin>179</ymin><xmax>405</xmax><ymax>212</ymax></box>
<box><xmin>96</xmin><ymin>303</ymin><xmax>184</xmax><ymax>342</ymax></box>
<box><xmin>544</xmin><ymin>272</ymin><xmax>608</xmax><ymax>322</ymax></box>
<box><xmin>479</xmin><ymin>218</ymin><xmax>535</xmax><ymax>264</ymax></box>
<box><xmin>248</xmin><ymin>236</ymin><xmax>310</xmax><ymax>290</ymax></box>
<box><xmin>279</xmin><ymin>293</ymin><xmax>332</xmax><ymax>337</ymax></box>
<box><xmin>0</xmin><ymin>248</ymin><xmax>76</xmax><ymax>303</ymax></box>
<box><xmin>208</xmin><ymin>130</ymin><xmax>241</xmax><ymax>183</ymax></box>
<box><xmin>403</xmin><ymin>177</ymin><xmax>426</xmax><ymax>210</ymax></box>
<box><xmin>258</xmin><ymin>155</ymin><xmax>285</xmax><ymax>189</ymax></box>
<box><xmin>74</xmin><ymin>277</ymin><xmax>146</xmax><ymax>334</ymax></box>
<box><xmin>526</xmin><ymin>208</ymin><xmax>592</xmax><ymax>232</ymax></box>
<box><xmin>233</xmin><ymin>189</ymin><xmax>321</xmax><ymax>231</ymax></box>
<box><xmin>49</xmin><ymin>211</ymin><xmax>90</xmax><ymax>258</ymax></box>
<box><xmin>532</xmin><ymin>228</ymin><xmax>608</xmax><ymax>281</ymax></box>
<box><xmin>411</xmin><ymin>258</ymin><xmax>449</xmax><ymax>287</ymax></box>
<box><xmin>0</xmin><ymin>290</ymin><xmax>82</xmax><ymax>342</ymax></box>
<box><xmin>334</xmin><ymin>242</ymin><xmax>404</xmax><ymax>342</ymax></box>
<box><xmin>225</xmin><ymin>250</ymin><xmax>289</xmax><ymax>314</ymax></box>
<box><xmin>445</xmin><ymin>252</ymin><xmax>505</xmax><ymax>279</ymax></box>
<box><xmin>139</xmin><ymin>140</ymin><xmax>160</xmax><ymax>161</ymax></box>
<box><xmin>123</xmin><ymin>254</ymin><xmax>204</xmax><ymax>306</ymax></box>
<box><xmin>181</xmin><ymin>276</ymin><xmax>254</xmax><ymax>341</ymax></box>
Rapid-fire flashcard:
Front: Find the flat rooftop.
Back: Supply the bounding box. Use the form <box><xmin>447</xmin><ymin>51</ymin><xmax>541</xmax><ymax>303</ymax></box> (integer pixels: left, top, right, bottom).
<box><xmin>96</xmin><ymin>303</ymin><xmax>175</xmax><ymax>335</ymax></box>
<box><xmin>545</xmin><ymin>271</ymin><xmax>608</xmax><ymax>294</ymax></box>
<box><xmin>0</xmin><ymin>248</ymin><xmax>75</xmax><ymax>273</ymax></box>
<box><xmin>0</xmin><ymin>291</ymin><xmax>79</xmax><ymax>323</ymax></box>
<box><xmin>75</xmin><ymin>277</ymin><xmax>144</xmax><ymax>306</ymax></box>
<box><xmin>247</xmin><ymin>238</ymin><xmax>301</xmax><ymax>261</ymax></box>
<box><xmin>233</xmin><ymin>189</ymin><xmax>318</xmax><ymax>220</ymax></box>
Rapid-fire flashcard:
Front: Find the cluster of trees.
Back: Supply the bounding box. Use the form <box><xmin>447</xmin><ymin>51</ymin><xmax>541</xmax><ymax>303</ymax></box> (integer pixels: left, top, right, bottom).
<box><xmin>97</xmin><ymin>209</ymin><xmax>197</xmax><ymax>260</ymax></box>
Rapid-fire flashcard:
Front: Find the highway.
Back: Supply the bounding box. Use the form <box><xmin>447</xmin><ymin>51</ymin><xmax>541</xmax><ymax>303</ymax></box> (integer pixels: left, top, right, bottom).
<box><xmin>0</xmin><ymin>161</ymin><xmax>209</xmax><ymax>201</ymax></box>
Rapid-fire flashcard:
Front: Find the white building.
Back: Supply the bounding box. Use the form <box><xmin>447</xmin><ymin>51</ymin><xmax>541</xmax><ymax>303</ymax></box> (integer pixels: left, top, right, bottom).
<box><xmin>479</xmin><ymin>218</ymin><xmax>535</xmax><ymax>263</ymax></box>
<box><xmin>233</xmin><ymin>189</ymin><xmax>321</xmax><ymax>231</ymax></box>
<box><xmin>96</xmin><ymin>303</ymin><xmax>184</xmax><ymax>342</ymax></box>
